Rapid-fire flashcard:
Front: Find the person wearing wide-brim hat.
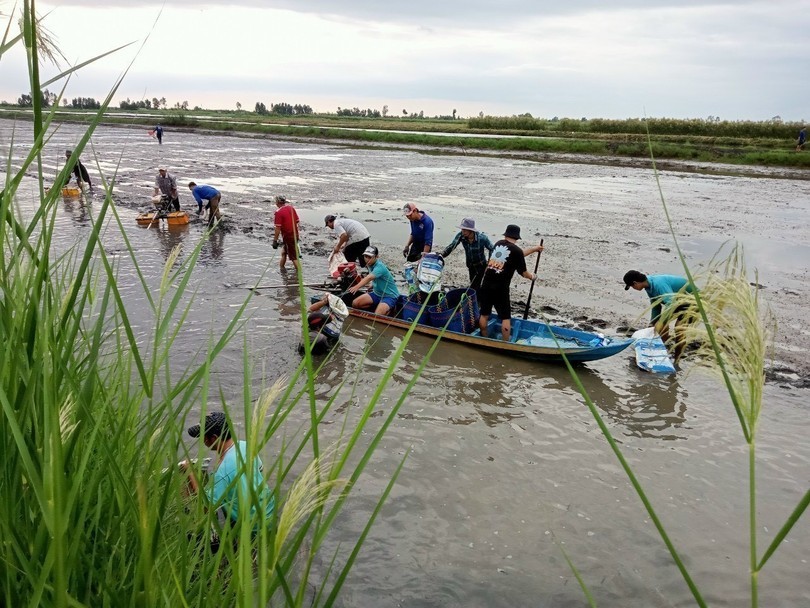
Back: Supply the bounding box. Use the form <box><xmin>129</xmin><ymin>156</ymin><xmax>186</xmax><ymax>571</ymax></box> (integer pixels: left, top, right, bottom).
<box><xmin>478</xmin><ymin>224</ymin><xmax>544</xmax><ymax>342</ymax></box>
<box><xmin>440</xmin><ymin>217</ymin><xmax>494</xmax><ymax>291</ymax></box>
<box><xmin>154</xmin><ymin>167</ymin><xmax>180</xmax><ymax>212</ymax></box>
<box><xmin>181</xmin><ymin>411</ymin><xmax>275</xmax><ymax>531</ymax></box>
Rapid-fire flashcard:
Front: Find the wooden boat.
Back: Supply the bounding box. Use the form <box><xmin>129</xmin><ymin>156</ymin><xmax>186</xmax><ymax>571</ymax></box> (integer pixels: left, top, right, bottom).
<box><xmin>136</xmin><ymin>210</ymin><xmax>190</xmax><ymax>226</ymax></box>
<box><xmin>345</xmin><ymin>305</ymin><xmax>633</xmax><ymax>363</ymax></box>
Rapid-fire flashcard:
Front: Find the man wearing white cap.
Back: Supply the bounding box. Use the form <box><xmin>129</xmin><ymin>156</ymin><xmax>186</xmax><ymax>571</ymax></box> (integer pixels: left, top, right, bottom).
<box><xmin>440</xmin><ymin>217</ymin><xmax>494</xmax><ymax>291</ymax></box>
<box><xmin>347</xmin><ymin>245</ymin><xmax>400</xmax><ymax>315</ymax></box>
<box><xmin>154</xmin><ymin>167</ymin><xmax>180</xmax><ymax>211</ymax></box>
<box><xmin>402</xmin><ymin>202</ymin><xmax>434</xmax><ymax>262</ymax></box>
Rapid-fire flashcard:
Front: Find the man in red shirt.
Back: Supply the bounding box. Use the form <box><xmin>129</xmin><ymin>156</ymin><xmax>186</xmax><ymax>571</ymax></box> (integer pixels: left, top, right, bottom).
<box><xmin>272</xmin><ymin>195</ymin><xmax>300</xmax><ymax>270</ymax></box>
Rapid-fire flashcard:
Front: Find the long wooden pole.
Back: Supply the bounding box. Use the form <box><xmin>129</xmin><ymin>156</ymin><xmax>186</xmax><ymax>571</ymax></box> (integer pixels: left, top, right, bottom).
<box><xmin>522</xmin><ymin>238</ymin><xmax>544</xmax><ymax>320</ymax></box>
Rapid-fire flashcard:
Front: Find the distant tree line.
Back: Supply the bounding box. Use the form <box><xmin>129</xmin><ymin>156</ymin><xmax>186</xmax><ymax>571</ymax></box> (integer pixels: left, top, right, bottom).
<box><xmin>468</xmin><ymin>115</ymin><xmax>804</xmax><ymax>138</ymax></box>
<box><xmin>16</xmin><ymin>88</ymin><xmax>58</xmax><ymax>107</ymax></box>
<box><xmin>254</xmin><ymin>102</ymin><xmax>313</xmax><ymax>115</ymax></box>
<box><xmin>337</xmin><ymin>107</ymin><xmax>381</xmax><ymax>118</ymax></box>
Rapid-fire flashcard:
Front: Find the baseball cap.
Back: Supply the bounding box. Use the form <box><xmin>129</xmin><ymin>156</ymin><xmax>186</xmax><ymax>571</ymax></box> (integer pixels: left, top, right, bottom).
<box><xmin>187</xmin><ymin>411</ymin><xmax>230</xmax><ymax>438</ymax></box>
<box><xmin>274</xmin><ymin>195</ymin><xmax>288</xmax><ymax>204</ymax></box>
<box><xmin>362</xmin><ymin>245</ymin><xmax>379</xmax><ymax>258</ymax></box>
<box><xmin>324</xmin><ymin>214</ymin><xmax>337</xmax><ymax>226</ymax></box>
<box><xmin>623</xmin><ymin>270</ymin><xmax>647</xmax><ymax>290</ymax></box>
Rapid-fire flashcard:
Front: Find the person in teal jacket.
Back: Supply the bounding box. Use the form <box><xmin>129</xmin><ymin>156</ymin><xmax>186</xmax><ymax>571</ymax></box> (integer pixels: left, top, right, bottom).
<box><xmin>182</xmin><ymin>411</ymin><xmax>275</xmax><ymax>538</ymax></box>
<box><xmin>348</xmin><ymin>245</ymin><xmax>401</xmax><ymax>315</ymax></box>
<box><xmin>623</xmin><ymin>270</ymin><xmax>694</xmax><ymax>361</ymax></box>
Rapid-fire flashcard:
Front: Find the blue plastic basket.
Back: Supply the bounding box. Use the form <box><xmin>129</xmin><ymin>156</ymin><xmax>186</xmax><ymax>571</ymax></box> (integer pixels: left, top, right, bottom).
<box><xmin>400</xmin><ymin>291</ymin><xmax>441</xmax><ymax>324</ymax></box>
<box><xmin>428</xmin><ymin>288</ymin><xmax>479</xmax><ymax>333</ymax></box>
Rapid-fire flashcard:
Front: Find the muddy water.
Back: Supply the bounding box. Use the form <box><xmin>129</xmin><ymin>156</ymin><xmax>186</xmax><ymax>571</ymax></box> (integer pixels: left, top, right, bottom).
<box><xmin>3</xmin><ymin>119</ymin><xmax>809</xmax><ymax>607</ymax></box>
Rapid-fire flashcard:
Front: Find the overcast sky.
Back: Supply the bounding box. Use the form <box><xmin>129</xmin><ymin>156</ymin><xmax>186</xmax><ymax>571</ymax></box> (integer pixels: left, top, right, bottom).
<box><xmin>1</xmin><ymin>0</ymin><xmax>808</xmax><ymax>120</ymax></box>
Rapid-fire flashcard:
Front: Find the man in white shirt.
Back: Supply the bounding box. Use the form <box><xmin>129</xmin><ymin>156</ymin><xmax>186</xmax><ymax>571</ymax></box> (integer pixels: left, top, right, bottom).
<box><xmin>325</xmin><ymin>215</ymin><xmax>372</xmax><ymax>267</ymax></box>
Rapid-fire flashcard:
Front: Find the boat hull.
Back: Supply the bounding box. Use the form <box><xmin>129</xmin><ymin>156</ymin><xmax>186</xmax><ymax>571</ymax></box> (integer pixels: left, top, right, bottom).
<box><xmin>345</xmin><ymin>306</ymin><xmax>633</xmax><ymax>363</ymax></box>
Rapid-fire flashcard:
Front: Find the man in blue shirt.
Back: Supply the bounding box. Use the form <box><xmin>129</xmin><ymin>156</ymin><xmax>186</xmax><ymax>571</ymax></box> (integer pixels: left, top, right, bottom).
<box><xmin>188</xmin><ymin>182</ymin><xmax>222</xmax><ymax>227</ymax></box>
<box><xmin>154</xmin><ymin>124</ymin><xmax>163</xmax><ymax>144</ymax></box>
<box><xmin>440</xmin><ymin>217</ymin><xmax>494</xmax><ymax>291</ymax></box>
<box><xmin>183</xmin><ymin>411</ymin><xmax>275</xmax><ymax>536</ymax></box>
<box><xmin>623</xmin><ymin>270</ymin><xmax>694</xmax><ymax>361</ymax></box>
<box><xmin>402</xmin><ymin>202</ymin><xmax>434</xmax><ymax>262</ymax></box>
<box><xmin>797</xmin><ymin>126</ymin><xmax>806</xmax><ymax>151</ymax></box>
<box><xmin>348</xmin><ymin>245</ymin><xmax>401</xmax><ymax>315</ymax></box>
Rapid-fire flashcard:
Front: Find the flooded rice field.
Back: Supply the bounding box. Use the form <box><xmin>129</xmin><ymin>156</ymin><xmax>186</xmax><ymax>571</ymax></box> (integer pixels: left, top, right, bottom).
<box><xmin>3</xmin><ymin>119</ymin><xmax>809</xmax><ymax>606</ymax></box>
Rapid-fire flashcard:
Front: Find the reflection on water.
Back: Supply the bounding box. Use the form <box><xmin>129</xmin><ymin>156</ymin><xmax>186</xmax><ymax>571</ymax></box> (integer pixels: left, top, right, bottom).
<box><xmin>62</xmin><ymin>197</ymin><xmax>92</xmax><ymax>226</ymax></box>
<box><xmin>201</xmin><ymin>228</ymin><xmax>225</xmax><ymax>264</ymax></box>
<box><xmin>338</xmin><ymin>320</ymin><xmax>689</xmax><ymax>440</ymax></box>
<box><xmin>592</xmin><ymin>368</ymin><xmax>688</xmax><ymax>440</ymax></box>
<box><xmin>139</xmin><ymin>222</ymin><xmax>189</xmax><ymax>262</ymax></box>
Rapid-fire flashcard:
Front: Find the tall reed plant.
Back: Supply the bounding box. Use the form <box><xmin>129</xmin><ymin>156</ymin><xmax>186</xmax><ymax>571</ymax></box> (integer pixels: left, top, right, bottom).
<box><xmin>552</xmin><ymin>126</ymin><xmax>809</xmax><ymax>606</ymax></box>
<box><xmin>0</xmin><ymin>4</ymin><xmax>428</xmax><ymax>605</ymax></box>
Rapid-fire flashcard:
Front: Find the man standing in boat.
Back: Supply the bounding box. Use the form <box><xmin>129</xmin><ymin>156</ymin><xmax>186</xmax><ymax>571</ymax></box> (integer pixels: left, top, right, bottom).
<box><xmin>623</xmin><ymin>270</ymin><xmax>694</xmax><ymax>362</ymax></box>
<box><xmin>440</xmin><ymin>217</ymin><xmax>494</xmax><ymax>291</ymax></box>
<box><xmin>478</xmin><ymin>224</ymin><xmax>544</xmax><ymax>343</ymax></box>
<box><xmin>154</xmin><ymin>167</ymin><xmax>180</xmax><ymax>212</ymax></box>
<box><xmin>347</xmin><ymin>246</ymin><xmax>400</xmax><ymax>315</ymax></box>
<box><xmin>64</xmin><ymin>149</ymin><xmax>92</xmax><ymax>191</ymax></box>
<box><xmin>402</xmin><ymin>202</ymin><xmax>434</xmax><ymax>262</ymax></box>
<box><xmin>272</xmin><ymin>195</ymin><xmax>300</xmax><ymax>271</ymax></box>
<box><xmin>188</xmin><ymin>182</ymin><xmax>222</xmax><ymax>227</ymax></box>
<box><xmin>325</xmin><ymin>214</ymin><xmax>371</xmax><ymax>267</ymax></box>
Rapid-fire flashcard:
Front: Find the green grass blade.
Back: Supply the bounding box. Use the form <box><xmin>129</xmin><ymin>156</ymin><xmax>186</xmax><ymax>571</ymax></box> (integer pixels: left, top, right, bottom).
<box><xmin>757</xmin><ymin>489</ymin><xmax>810</xmax><ymax>570</ymax></box>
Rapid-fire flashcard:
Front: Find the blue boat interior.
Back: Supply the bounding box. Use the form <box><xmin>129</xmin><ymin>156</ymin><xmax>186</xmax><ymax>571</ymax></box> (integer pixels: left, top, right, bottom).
<box><xmin>469</xmin><ymin>317</ymin><xmax>610</xmax><ymax>349</ymax></box>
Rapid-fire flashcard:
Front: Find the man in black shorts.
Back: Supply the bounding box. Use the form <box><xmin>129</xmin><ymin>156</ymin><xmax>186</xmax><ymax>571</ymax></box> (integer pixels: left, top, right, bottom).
<box><xmin>478</xmin><ymin>224</ymin><xmax>544</xmax><ymax>342</ymax></box>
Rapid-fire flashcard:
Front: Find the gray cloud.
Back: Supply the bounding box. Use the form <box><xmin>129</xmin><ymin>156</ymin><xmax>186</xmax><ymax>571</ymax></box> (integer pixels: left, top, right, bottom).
<box><xmin>39</xmin><ymin>0</ymin><xmax>766</xmax><ymax>27</ymax></box>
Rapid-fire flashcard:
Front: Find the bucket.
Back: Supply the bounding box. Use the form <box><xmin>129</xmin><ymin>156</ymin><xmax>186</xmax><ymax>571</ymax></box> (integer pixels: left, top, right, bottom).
<box><xmin>400</xmin><ymin>291</ymin><xmax>441</xmax><ymax>325</ymax></box>
<box><xmin>427</xmin><ymin>288</ymin><xmax>479</xmax><ymax>334</ymax></box>
<box><xmin>416</xmin><ymin>253</ymin><xmax>444</xmax><ymax>293</ymax></box>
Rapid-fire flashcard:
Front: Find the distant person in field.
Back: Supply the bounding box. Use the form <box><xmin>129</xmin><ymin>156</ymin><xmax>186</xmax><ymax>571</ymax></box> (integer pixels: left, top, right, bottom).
<box><xmin>324</xmin><ymin>215</ymin><xmax>371</xmax><ymax>267</ymax></box>
<box><xmin>64</xmin><ymin>149</ymin><xmax>92</xmax><ymax>191</ymax></box>
<box><xmin>188</xmin><ymin>182</ymin><xmax>222</xmax><ymax>227</ymax></box>
<box><xmin>154</xmin><ymin>124</ymin><xmax>164</xmax><ymax>144</ymax></box>
<box><xmin>273</xmin><ymin>195</ymin><xmax>301</xmax><ymax>271</ymax></box>
<box><xmin>797</xmin><ymin>126</ymin><xmax>806</xmax><ymax>151</ymax></box>
<box><xmin>154</xmin><ymin>167</ymin><xmax>180</xmax><ymax>211</ymax></box>
<box><xmin>623</xmin><ymin>270</ymin><xmax>695</xmax><ymax>362</ymax></box>
<box><xmin>440</xmin><ymin>217</ymin><xmax>494</xmax><ymax>292</ymax></box>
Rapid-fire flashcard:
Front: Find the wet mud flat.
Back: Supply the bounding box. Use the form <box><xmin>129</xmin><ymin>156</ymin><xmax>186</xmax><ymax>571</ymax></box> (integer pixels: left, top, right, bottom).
<box><xmin>89</xmin><ymin>125</ymin><xmax>809</xmax><ymax>388</ymax></box>
<box><xmin>4</xmin><ymin>119</ymin><xmax>809</xmax><ymax>606</ymax></box>
<box><xmin>8</xmin><ymin>118</ymin><xmax>807</xmax><ymax>384</ymax></box>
